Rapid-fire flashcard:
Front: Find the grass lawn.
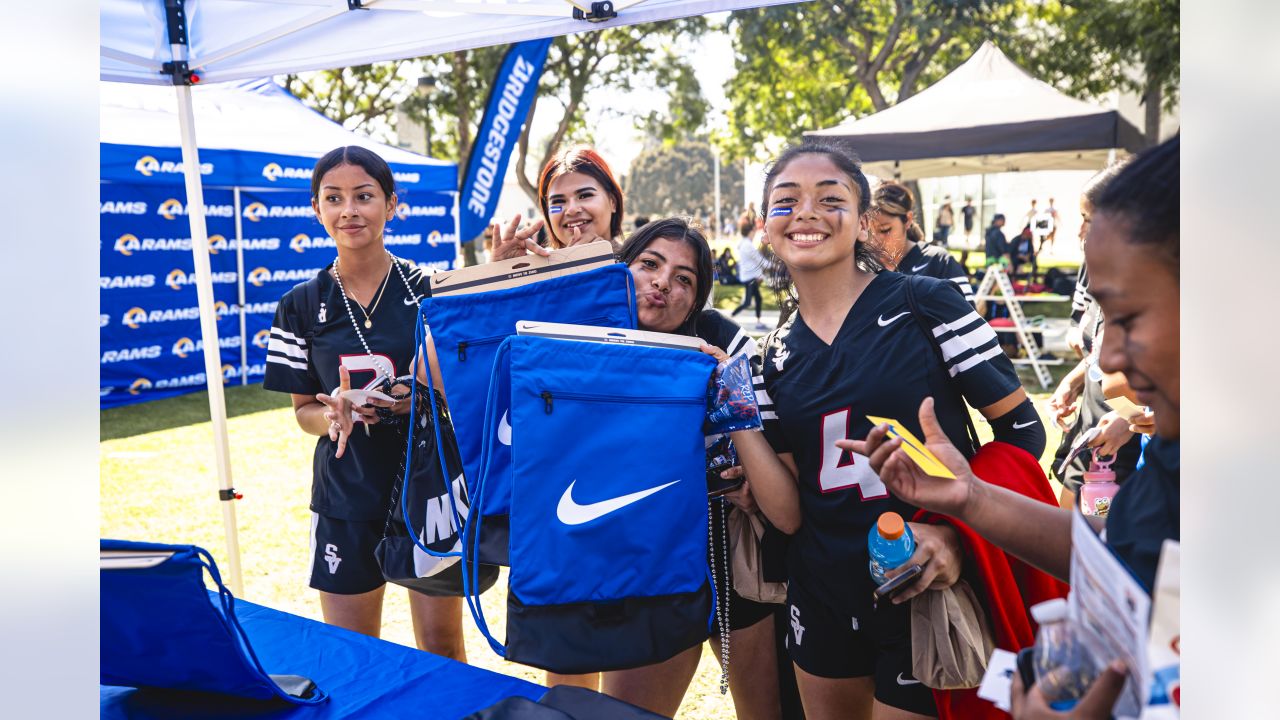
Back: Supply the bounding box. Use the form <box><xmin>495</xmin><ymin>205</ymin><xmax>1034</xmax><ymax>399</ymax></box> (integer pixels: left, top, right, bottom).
<box><xmin>101</xmin><ymin>375</ymin><xmax>1066</xmax><ymax>719</ymax></box>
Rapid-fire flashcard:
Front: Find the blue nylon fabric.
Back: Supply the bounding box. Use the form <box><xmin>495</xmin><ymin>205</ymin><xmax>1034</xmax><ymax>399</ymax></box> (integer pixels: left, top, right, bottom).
<box><xmin>419</xmin><ymin>264</ymin><xmax>636</xmax><ymax>502</ymax></box>
<box><xmin>498</xmin><ymin>336</ymin><xmax>715</xmax><ymax>605</ymax></box>
<box><xmin>101</xmin><ymin>590</ymin><xmax>544</xmax><ymax>718</ymax></box>
<box><xmin>100</xmin><ymin>539</ymin><xmax>326</xmax><ymax>705</ymax></box>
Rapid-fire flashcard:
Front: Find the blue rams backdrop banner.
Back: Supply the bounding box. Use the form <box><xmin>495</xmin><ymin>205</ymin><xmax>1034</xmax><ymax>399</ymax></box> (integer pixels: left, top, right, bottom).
<box><xmin>101</xmin><ymin>182</ymin><xmax>458</xmax><ymax>409</ymax></box>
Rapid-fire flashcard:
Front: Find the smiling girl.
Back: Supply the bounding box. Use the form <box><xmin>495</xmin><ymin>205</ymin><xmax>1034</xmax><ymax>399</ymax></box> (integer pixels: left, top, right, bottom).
<box><xmin>262</xmin><ymin>146</ymin><xmax>471</xmax><ymax>661</ymax></box>
<box><xmin>719</xmin><ymin>142</ymin><xmax>1044</xmax><ymax>720</ymax></box>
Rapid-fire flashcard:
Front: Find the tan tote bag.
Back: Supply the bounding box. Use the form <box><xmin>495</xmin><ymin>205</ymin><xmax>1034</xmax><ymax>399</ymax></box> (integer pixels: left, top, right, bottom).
<box><xmin>727</xmin><ymin>507</ymin><xmax>787</xmax><ymax>604</ymax></box>
<box><xmin>910</xmin><ymin>580</ymin><xmax>996</xmax><ymax>689</ymax></box>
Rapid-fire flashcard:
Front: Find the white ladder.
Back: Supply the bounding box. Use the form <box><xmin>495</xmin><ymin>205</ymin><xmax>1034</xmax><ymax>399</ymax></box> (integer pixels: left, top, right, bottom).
<box><xmin>975</xmin><ymin>265</ymin><xmax>1054</xmax><ymax>389</ymax></box>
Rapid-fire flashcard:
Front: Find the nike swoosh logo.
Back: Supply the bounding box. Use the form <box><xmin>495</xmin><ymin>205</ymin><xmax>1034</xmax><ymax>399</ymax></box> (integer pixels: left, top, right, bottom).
<box><xmin>1012</xmin><ymin>419</ymin><xmax>1037</xmax><ymax>430</ymax></box>
<box><xmin>498</xmin><ymin>410</ymin><xmax>512</xmax><ymax>446</ymax></box>
<box><xmin>403</xmin><ymin>296</ymin><xmax>420</xmax><ymax>306</ymax></box>
<box><xmin>896</xmin><ymin>673</ymin><xmax>922</xmax><ymax>686</ymax></box>
<box><xmin>911</xmin><ymin>263</ymin><xmax>929</xmax><ymax>272</ymax></box>
<box><xmin>556</xmin><ymin>479</ymin><xmax>680</xmax><ymax>526</ymax></box>
<box><xmin>878</xmin><ymin>311</ymin><xmax>910</xmax><ymax>327</ymax></box>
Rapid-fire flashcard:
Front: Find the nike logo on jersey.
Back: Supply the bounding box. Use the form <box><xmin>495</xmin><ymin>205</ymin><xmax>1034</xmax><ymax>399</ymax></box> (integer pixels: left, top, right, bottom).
<box><xmin>402</xmin><ymin>295</ymin><xmax>421</xmax><ymax>306</ymax></box>
<box><xmin>878</xmin><ymin>311</ymin><xmax>910</xmax><ymax>327</ymax></box>
<box><xmin>896</xmin><ymin>673</ymin><xmax>922</xmax><ymax>686</ymax></box>
<box><xmin>498</xmin><ymin>410</ymin><xmax>512</xmax><ymax>446</ymax></box>
<box><xmin>1012</xmin><ymin>419</ymin><xmax>1037</xmax><ymax>429</ymax></box>
<box><xmin>911</xmin><ymin>263</ymin><xmax>929</xmax><ymax>272</ymax></box>
<box><xmin>556</xmin><ymin>479</ymin><xmax>680</xmax><ymax>525</ymax></box>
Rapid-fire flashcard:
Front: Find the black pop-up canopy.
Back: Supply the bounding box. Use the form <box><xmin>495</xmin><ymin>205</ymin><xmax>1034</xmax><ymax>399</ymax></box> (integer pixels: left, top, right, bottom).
<box><xmin>806</xmin><ymin>41</ymin><xmax>1144</xmax><ymax>180</ymax></box>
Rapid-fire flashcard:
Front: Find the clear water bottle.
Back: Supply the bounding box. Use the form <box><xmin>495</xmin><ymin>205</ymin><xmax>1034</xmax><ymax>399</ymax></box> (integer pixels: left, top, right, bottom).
<box><xmin>867</xmin><ymin>512</ymin><xmax>915</xmax><ymax>586</ymax></box>
<box><xmin>1030</xmin><ymin>598</ymin><xmax>1100</xmax><ymax>710</ymax></box>
<box><xmin>1079</xmin><ymin>451</ymin><xmax>1120</xmax><ymax>518</ymax></box>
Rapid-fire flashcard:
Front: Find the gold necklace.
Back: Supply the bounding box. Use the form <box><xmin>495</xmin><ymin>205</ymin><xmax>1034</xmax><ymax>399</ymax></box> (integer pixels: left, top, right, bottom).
<box><xmin>335</xmin><ymin>259</ymin><xmax>392</xmax><ymax>329</ymax></box>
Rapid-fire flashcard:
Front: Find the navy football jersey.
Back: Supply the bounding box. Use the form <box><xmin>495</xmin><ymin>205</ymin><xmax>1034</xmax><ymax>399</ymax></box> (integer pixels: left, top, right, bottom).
<box><xmin>263</xmin><ymin>257</ymin><xmax>431</xmax><ymax>521</ymax></box>
<box><xmin>898</xmin><ymin>243</ymin><xmax>975</xmax><ymax>305</ymax></box>
<box><xmin>757</xmin><ymin>271</ymin><xmax>1019</xmax><ymax>617</ymax></box>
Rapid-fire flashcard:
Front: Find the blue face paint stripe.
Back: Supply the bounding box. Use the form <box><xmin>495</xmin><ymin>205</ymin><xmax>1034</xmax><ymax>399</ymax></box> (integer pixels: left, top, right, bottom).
<box><xmin>549</xmin><ymin>205</ymin><xmax>564</xmax><ymax>214</ymax></box>
<box><xmin>768</xmin><ymin>207</ymin><xmax>792</xmax><ymax>217</ymax></box>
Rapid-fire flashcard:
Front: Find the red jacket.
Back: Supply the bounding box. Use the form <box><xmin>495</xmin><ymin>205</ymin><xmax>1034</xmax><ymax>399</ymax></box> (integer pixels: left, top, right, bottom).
<box><xmin>917</xmin><ymin>442</ymin><xmax>1070</xmax><ymax>720</ymax></box>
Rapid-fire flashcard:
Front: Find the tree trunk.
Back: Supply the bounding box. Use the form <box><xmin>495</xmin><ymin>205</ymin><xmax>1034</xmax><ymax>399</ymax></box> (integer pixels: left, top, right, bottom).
<box><xmin>1143</xmin><ymin>83</ymin><xmax>1162</xmax><ymax>148</ymax></box>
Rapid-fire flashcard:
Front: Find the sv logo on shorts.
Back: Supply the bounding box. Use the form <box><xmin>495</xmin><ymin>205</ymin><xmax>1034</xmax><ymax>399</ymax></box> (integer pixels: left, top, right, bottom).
<box><xmin>324</xmin><ymin>543</ymin><xmax>342</xmax><ymax>574</ymax></box>
<box><xmin>790</xmin><ymin>604</ymin><xmax>805</xmax><ymax>646</ymax></box>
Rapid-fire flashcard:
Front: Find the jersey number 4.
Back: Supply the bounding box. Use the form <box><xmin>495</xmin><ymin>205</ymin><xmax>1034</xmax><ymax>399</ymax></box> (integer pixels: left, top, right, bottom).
<box><xmin>819</xmin><ymin>408</ymin><xmax>888</xmax><ymax>499</ymax></box>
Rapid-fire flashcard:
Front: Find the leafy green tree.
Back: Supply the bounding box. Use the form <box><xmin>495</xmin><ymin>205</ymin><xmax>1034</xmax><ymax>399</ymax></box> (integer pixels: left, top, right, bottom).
<box><xmin>724</xmin><ymin>1</ymin><xmax>1023</xmax><ymax>158</ymax></box>
<box><xmin>509</xmin><ymin>19</ymin><xmax>708</xmax><ymax>206</ymax></box>
<box><xmin>625</xmin><ymin>141</ymin><xmax>744</xmax><ymax>221</ymax></box>
<box><xmin>1012</xmin><ymin>0</ymin><xmax>1179</xmax><ymax>145</ymax></box>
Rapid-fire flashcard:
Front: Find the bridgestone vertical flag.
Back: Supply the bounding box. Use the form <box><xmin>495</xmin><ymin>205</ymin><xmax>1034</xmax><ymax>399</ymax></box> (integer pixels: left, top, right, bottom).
<box><xmin>459</xmin><ymin>39</ymin><xmax>553</xmax><ymax>243</ymax></box>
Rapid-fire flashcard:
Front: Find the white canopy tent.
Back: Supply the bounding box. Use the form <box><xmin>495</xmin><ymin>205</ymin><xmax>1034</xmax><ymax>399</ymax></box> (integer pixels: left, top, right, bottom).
<box><xmin>101</xmin><ymin>0</ymin><xmax>804</xmax><ymax>594</ymax></box>
<box><xmin>806</xmin><ymin>41</ymin><xmax>1143</xmax><ymax>180</ymax></box>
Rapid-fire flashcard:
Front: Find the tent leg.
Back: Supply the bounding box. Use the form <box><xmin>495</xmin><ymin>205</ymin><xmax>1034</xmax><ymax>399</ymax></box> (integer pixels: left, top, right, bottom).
<box><xmin>175</xmin><ymin>84</ymin><xmax>244</xmax><ymax>597</ymax></box>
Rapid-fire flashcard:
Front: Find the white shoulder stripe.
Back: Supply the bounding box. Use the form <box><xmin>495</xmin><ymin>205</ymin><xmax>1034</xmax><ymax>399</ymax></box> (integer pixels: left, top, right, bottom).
<box><xmin>761</xmin><ymin>410</ymin><xmax>778</xmax><ymax>421</ymax></box>
<box><xmin>948</xmin><ymin>344</ymin><xmax>1005</xmax><ymax>376</ymax></box>
<box><xmin>271</xmin><ymin>327</ymin><xmax>305</xmax><ymax>345</ymax></box>
<box><xmin>937</xmin><ymin>323</ymin><xmax>998</xmax><ymax>362</ymax></box>
<box><xmin>931</xmin><ymin>310</ymin><xmax>984</xmax><ymax>338</ymax></box>
<box><xmin>268</xmin><ymin>336</ymin><xmax>308</xmax><ymax>361</ymax></box>
<box><xmin>267</xmin><ymin>354</ymin><xmax>308</xmax><ymax>371</ymax></box>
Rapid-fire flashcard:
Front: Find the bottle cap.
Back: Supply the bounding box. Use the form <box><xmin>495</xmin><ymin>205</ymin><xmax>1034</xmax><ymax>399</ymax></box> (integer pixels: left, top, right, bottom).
<box><xmin>877</xmin><ymin>512</ymin><xmax>905</xmax><ymax>540</ymax></box>
<box><xmin>1030</xmin><ymin>597</ymin><xmax>1069</xmax><ymax>623</ymax></box>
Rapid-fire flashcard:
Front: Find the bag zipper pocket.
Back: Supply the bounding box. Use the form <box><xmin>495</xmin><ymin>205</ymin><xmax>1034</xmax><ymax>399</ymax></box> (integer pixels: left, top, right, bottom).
<box><xmin>455</xmin><ymin>316</ymin><xmax>618</xmax><ymax>362</ymax></box>
<box><xmin>538</xmin><ymin>390</ymin><xmax>703</xmax><ymax>415</ymax></box>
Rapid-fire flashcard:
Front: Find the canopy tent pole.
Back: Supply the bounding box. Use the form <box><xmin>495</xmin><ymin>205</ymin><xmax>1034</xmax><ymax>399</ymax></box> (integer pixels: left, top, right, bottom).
<box><xmin>175</xmin><ymin>81</ymin><xmax>244</xmax><ymax>596</ymax></box>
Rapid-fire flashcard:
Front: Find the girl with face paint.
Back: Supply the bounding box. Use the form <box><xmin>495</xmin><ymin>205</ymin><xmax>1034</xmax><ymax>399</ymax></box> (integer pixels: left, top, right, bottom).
<box><xmin>488</xmin><ymin>146</ymin><xmax>625</xmax><ymax>261</ymax></box>
<box><xmin>720</xmin><ymin>142</ymin><xmax>1040</xmax><ymax>720</ymax></box>
<box><xmin>850</xmin><ymin>136</ymin><xmax>1180</xmax><ymax>720</ymax></box>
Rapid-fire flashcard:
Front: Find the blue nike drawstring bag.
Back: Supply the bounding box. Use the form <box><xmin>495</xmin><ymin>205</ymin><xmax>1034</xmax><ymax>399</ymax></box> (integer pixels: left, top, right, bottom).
<box><xmin>464</xmin><ymin>335</ymin><xmax>717</xmax><ymax>674</ymax></box>
<box><xmin>418</xmin><ymin>264</ymin><xmax>636</xmax><ymax>565</ymax></box>
<box><xmin>101</xmin><ymin>539</ymin><xmax>327</xmax><ymax>704</ymax></box>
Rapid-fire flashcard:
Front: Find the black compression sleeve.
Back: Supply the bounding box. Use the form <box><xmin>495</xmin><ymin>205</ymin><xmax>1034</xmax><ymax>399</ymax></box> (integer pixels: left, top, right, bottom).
<box><xmin>989</xmin><ymin>398</ymin><xmax>1046</xmax><ymax>458</ymax></box>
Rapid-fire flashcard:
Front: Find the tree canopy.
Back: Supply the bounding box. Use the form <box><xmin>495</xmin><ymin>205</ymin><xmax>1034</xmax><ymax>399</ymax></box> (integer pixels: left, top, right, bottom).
<box><xmin>625</xmin><ymin>141</ymin><xmax>744</xmax><ymax>221</ymax></box>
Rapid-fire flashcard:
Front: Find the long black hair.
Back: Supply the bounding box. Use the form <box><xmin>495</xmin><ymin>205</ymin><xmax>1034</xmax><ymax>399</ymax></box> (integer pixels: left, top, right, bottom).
<box><xmin>758</xmin><ymin>141</ymin><xmax>885</xmax><ymax>309</ymax></box>
<box><xmin>618</xmin><ymin>217</ymin><xmax>714</xmax><ymax>336</ymax></box>
<box><xmin>1093</xmin><ymin>134</ymin><xmax>1179</xmax><ymax>275</ymax></box>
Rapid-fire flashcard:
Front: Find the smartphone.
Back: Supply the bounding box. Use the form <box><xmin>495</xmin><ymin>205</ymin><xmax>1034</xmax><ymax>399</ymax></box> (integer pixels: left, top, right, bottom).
<box><xmin>1015</xmin><ymin>647</ymin><xmax>1037</xmax><ymax>691</ymax></box>
<box><xmin>707</xmin><ymin>462</ymin><xmax>745</xmax><ymax>497</ymax></box>
<box><xmin>872</xmin><ymin>563</ymin><xmax>923</xmax><ymax>603</ymax></box>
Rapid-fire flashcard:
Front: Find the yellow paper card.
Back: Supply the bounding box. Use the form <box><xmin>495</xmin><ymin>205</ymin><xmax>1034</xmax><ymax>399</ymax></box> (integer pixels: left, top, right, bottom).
<box><xmin>866</xmin><ymin>415</ymin><xmax>957</xmax><ymax>479</ymax></box>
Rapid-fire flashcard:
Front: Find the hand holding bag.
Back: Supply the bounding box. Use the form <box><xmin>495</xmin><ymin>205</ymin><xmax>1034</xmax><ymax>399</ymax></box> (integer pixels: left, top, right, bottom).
<box><xmin>910</xmin><ymin>579</ymin><xmax>996</xmax><ymax>690</ymax></box>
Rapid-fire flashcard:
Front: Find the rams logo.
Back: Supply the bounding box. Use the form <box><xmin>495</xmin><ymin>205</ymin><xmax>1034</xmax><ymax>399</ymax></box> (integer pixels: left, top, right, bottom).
<box><xmin>172</xmin><ymin>337</ymin><xmax>196</xmax><ymax>358</ymax></box>
<box><xmin>207</xmin><ymin>234</ymin><xmax>227</xmax><ymax>254</ymax></box>
<box><xmin>244</xmin><ymin>202</ymin><xmax>268</xmax><ymax>222</ymax></box>
<box><xmin>123</xmin><ymin>307</ymin><xmax>147</xmax><ymax>329</ymax></box>
<box><xmin>135</xmin><ymin>156</ymin><xmax>160</xmax><ymax>176</ymax></box>
<box><xmin>129</xmin><ymin>378</ymin><xmax>153</xmax><ymax>395</ymax></box>
<box><xmin>214</xmin><ymin>300</ymin><xmax>230</xmax><ymax>317</ymax></box>
<box><xmin>262</xmin><ymin>163</ymin><xmax>283</xmax><ymax>181</ymax></box>
<box><xmin>396</xmin><ymin>203</ymin><xmax>410</xmax><ymax>221</ymax></box>
<box><xmin>114</xmin><ymin>234</ymin><xmax>140</xmax><ymax>256</ymax></box>
<box><xmin>165</xmin><ymin>269</ymin><xmax>187</xmax><ymax>290</ymax></box>
<box><xmin>222</xmin><ymin>364</ymin><xmax>238</xmax><ymax>382</ymax></box>
<box><xmin>252</xmin><ymin>329</ymin><xmax>271</xmax><ymax>349</ymax></box>
<box><xmin>248</xmin><ymin>267</ymin><xmax>271</xmax><ymax>287</ymax></box>
<box><xmin>290</xmin><ymin>233</ymin><xmax>311</xmax><ymax>252</ymax></box>
<box><xmin>158</xmin><ymin>198</ymin><xmax>185</xmax><ymax>220</ymax></box>
<box><xmin>427</xmin><ymin>230</ymin><xmax>442</xmax><ymax>247</ymax></box>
